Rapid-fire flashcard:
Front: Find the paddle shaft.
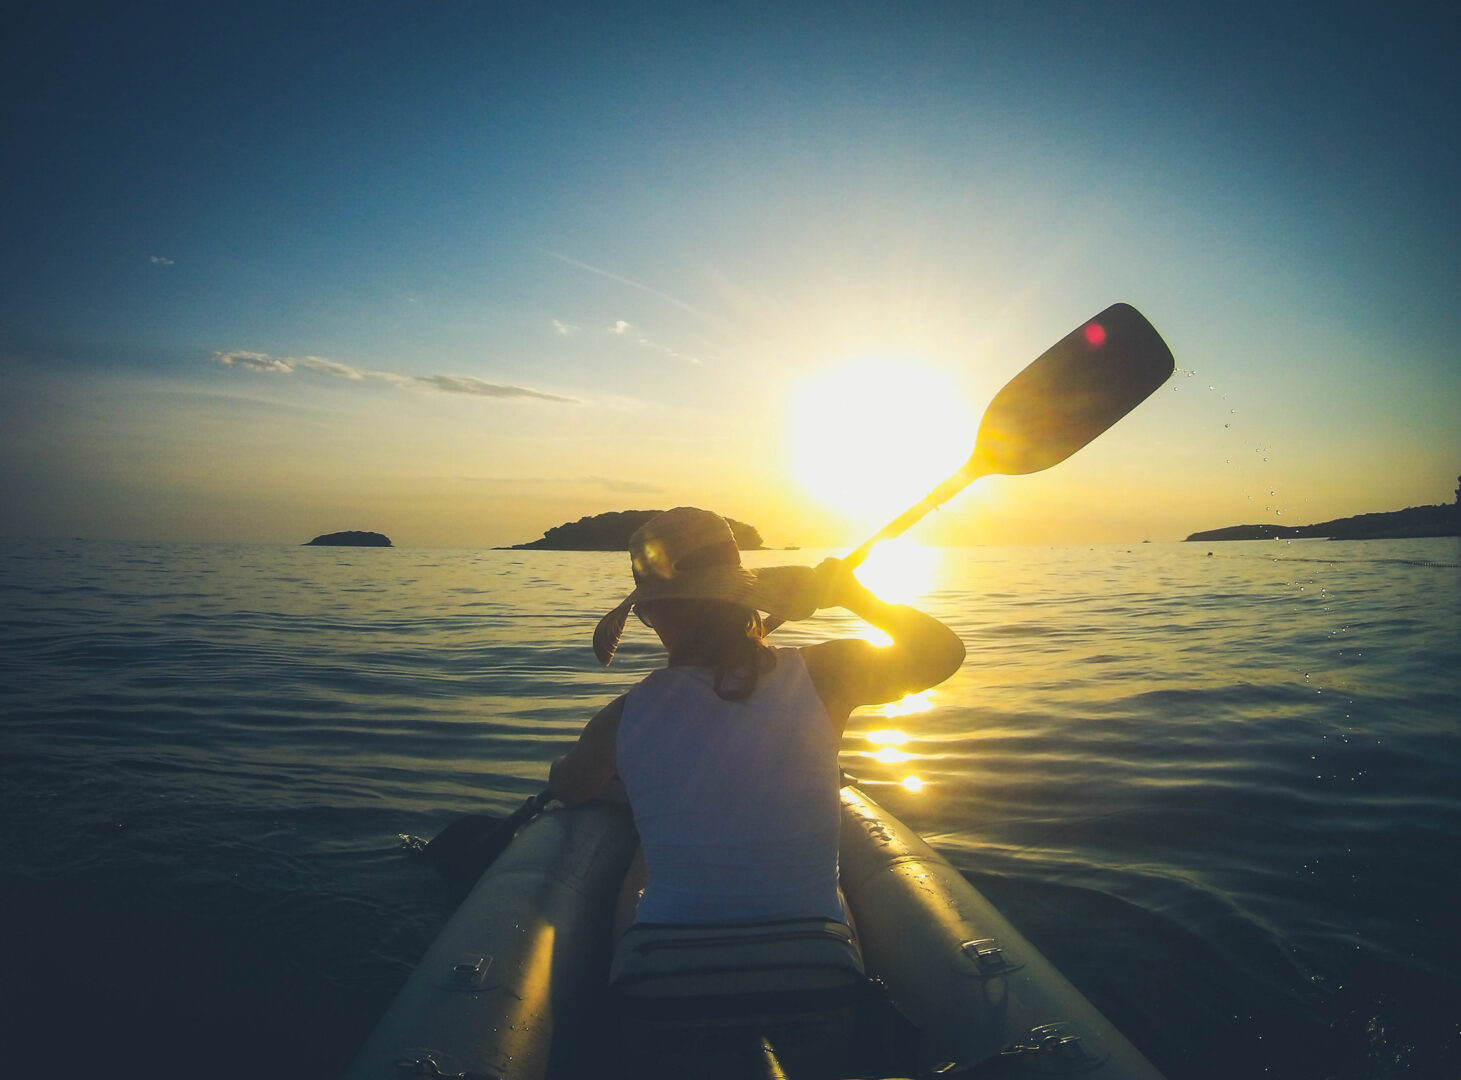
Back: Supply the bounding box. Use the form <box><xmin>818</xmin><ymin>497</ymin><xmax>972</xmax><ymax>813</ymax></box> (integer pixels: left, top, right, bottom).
<box><xmin>841</xmin><ymin>455</ymin><xmax>990</xmax><ymax>572</ymax></box>
<box><xmin>760</xmin><ymin>460</ymin><xmax>986</xmax><ymax>635</ymax></box>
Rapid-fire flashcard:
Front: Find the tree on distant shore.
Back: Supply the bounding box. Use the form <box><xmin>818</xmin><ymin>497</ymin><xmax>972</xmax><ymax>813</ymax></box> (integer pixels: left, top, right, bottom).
<box><xmin>509</xmin><ymin>510</ymin><xmax>765</xmax><ymax>551</ymax></box>
<box><xmin>1455</xmin><ymin>475</ymin><xmax>1460</xmax><ymax>504</ymax></box>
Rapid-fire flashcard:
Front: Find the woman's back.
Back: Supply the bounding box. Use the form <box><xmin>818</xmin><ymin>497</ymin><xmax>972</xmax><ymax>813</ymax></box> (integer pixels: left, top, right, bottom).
<box><xmin>616</xmin><ymin>648</ymin><xmax>842</xmax><ymax>924</ymax></box>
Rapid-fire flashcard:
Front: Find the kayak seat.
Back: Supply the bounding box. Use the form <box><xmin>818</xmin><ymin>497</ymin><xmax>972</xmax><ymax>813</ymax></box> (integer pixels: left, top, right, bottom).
<box><xmin>610</xmin><ymin>918</ymin><xmax>864</xmax><ymax>1079</ymax></box>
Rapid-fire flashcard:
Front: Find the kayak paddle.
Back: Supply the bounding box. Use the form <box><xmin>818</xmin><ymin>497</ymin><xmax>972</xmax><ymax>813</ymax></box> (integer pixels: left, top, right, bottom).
<box><xmin>421</xmin><ymin>788</ymin><xmax>552</xmax><ymax>890</ymax></box>
<box><xmin>779</xmin><ymin>301</ymin><xmax>1174</xmax><ymax>611</ymax></box>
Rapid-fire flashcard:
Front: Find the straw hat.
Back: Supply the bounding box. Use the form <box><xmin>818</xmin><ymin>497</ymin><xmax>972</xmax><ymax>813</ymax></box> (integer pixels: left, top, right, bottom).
<box><xmin>592</xmin><ymin>507</ymin><xmax>819</xmax><ymax>665</ymax></box>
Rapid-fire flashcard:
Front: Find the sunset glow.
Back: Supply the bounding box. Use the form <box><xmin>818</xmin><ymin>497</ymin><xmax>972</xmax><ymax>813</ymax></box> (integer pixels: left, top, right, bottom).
<box><xmin>1</xmin><ymin>5</ymin><xmax>1455</xmax><ymax>550</ymax></box>
<box><xmin>787</xmin><ymin>358</ymin><xmax>973</xmax><ymax>530</ymax></box>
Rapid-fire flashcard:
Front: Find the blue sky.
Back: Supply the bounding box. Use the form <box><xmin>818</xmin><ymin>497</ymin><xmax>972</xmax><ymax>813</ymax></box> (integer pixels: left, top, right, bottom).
<box><xmin>3</xmin><ymin>1</ymin><xmax>1457</xmax><ymax>546</ymax></box>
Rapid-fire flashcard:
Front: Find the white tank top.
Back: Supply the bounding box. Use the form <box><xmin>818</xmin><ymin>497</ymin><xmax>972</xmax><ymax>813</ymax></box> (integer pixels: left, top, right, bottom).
<box><xmin>616</xmin><ymin>647</ymin><xmax>843</xmax><ymax>925</ymax></box>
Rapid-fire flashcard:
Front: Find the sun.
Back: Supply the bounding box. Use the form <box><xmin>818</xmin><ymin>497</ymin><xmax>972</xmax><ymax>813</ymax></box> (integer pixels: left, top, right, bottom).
<box><xmin>856</xmin><ymin>539</ymin><xmax>939</xmax><ymax>604</ymax></box>
<box><xmin>787</xmin><ymin>356</ymin><xmax>972</xmax><ymax>531</ymax></box>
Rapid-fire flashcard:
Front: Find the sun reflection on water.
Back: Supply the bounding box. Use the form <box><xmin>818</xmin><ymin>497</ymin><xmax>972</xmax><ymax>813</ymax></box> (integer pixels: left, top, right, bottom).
<box><xmin>860</xmin><ymin>722</ymin><xmax>927</xmax><ymax>793</ymax></box>
<box><xmin>879</xmin><ymin>690</ymin><xmax>934</xmax><ymax>718</ymax></box>
<box><xmin>838</xmin><ymin>548</ymin><xmax>949</xmax><ymax>795</ymax></box>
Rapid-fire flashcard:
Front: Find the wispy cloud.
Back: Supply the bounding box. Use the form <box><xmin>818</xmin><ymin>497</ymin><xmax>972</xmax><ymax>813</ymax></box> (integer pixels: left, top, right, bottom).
<box><xmin>582</xmin><ymin>475</ymin><xmax>663</xmax><ymax>494</ymax></box>
<box><xmin>599</xmin><ymin>319</ymin><xmax>702</xmax><ymax>363</ymax></box>
<box><xmin>214</xmin><ymin>350</ymin><xmax>576</xmax><ymax>403</ymax></box>
<box><xmin>632</xmin><ymin>335</ymin><xmax>702</xmax><ymax>365</ymax></box>
<box><xmin>411</xmin><ymin>374</ymin><xmax>575</xmax><ymax>401</ymax></box>
<box><xmin>149</xmin><ymin>254</ymin><xmax>174</xmax><ymax>267</ymax></box>
<box><xmin>298</xmin><ymin>356</ymin><xmax>366</xmax><ymax>379</ymax></box>
<box><xmin>436</xmin><ymin>475</ymin><xmax>664</xmax><ymax>494</ymax></box>
<box><xmin>217</xmin><ymin>350</ymin><xmax>292</xmax><ymax>373</ymax></box>
<box><xmin>545</xmin><ymin>250</ymin><xmax>714</xmax><ymax>324</ymax></box>
<box><xmin>552</xmin><ymin>319</ymin><xmax>581</xmax><ymax>336</ymax></box>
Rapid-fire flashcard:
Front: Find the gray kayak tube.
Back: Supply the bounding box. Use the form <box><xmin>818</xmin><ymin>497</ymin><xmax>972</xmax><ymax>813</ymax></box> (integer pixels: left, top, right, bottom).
<box><xmin>839</xmin><ymin>785</ymin><xmax>1166</xmax><ymax>1077</ymax></box>
<box><xmin>349</xmin><ymin>789</ymin><xmax>1166</xmax><ymax>1079</ymax></box>
<box><xmin>347</xmin><ymin>800</ymin><xmax>638</xmax><ymax>1080</ymax></box>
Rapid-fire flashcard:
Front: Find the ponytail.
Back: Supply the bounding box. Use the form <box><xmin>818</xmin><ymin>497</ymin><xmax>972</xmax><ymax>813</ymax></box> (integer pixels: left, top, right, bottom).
<box><xmin>709</xmin><ymin>606</ymin><xmax>777</xmax><ymax>701</ymax></box>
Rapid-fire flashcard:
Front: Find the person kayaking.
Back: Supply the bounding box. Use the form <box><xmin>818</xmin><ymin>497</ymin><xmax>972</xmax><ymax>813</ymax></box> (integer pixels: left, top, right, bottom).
<box><xmin>548</xmin><ymin>506</ymin><xmax>965</xmax><ymax>933</ymax></box>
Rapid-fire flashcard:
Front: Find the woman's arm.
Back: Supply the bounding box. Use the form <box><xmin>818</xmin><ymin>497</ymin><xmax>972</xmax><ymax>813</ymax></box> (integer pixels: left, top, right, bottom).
<box><xmin>547</xmin><ymin>694</ymin><xmax>626</xmax><ymax>804</ymax></box>
<box><xmin>802</xmin><ymin>558</ymin><xmax>965</xmax><ymax>733</ymax></box>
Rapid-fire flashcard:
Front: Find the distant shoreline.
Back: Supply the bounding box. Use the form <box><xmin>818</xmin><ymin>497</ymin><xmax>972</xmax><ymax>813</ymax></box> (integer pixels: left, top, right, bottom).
<box><xmin>501</xmin><ymin>510</ymin><xmax>766</xmax><ymax>552</ymax></box>
<box><xmin>304</xmin><ymin>530</ymin><xmax>392</xmax><ymax>547</ymax></box>
<box><xmin>1186</xmin><ymin>503</ymin><xmax>1459</xmax><ymax>542</ymax></box>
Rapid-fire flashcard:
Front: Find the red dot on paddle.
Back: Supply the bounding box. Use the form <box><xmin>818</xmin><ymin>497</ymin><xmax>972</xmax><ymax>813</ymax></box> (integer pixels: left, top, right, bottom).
<box><xmin>1084</xmin><ymin>322</ymin><xmax>1107</xmax><ymax>346</ymax></box>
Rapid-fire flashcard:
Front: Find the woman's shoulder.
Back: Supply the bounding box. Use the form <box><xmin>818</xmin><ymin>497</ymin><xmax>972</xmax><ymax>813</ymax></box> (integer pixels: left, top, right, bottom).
<box><xmin>796</xmin><ymin>637</ymin><xmax>868</xmax><ymax>680</ymax></box>
<box><xmin>627</xmin><ymin>663</ymin><xmax>713</xmax><ymax>698</ymax></box>
<box><xmin>797</xmin><ymin>637</ymin><xmax>882</xmax><ymax>729</ymax></box>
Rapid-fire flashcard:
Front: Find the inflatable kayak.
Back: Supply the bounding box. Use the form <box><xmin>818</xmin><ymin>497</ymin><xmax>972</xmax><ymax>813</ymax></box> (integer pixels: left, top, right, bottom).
<box><xmin>349</xmin><ymin>786</ymin><xmax>1166</xmax><ymax>1078</ymax></box>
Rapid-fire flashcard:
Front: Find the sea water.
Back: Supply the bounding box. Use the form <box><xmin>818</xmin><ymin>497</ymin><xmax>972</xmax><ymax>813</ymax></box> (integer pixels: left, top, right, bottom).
<box><xmin>0</xmin><ymin>538</ymin><xmax>1456</xmax><ymax>1078</ymax></box>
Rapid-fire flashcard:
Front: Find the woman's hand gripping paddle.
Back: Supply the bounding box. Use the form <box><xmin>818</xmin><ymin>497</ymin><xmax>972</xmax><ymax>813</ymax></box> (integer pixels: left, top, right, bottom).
<box><xmin>769</xmin><ymin>302</ymin><xmax>1175</xmax><ymax>628</ymax></box>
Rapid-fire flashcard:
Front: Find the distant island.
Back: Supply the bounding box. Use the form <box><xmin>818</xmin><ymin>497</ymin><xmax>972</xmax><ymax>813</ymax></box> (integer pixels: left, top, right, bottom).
<box><xmin>305</xmin><ymin>530</ymin><xmax>393</xmax><ymax>547</ymax></box>
<box><xmin>504</xmin><ymin>511</ymin><xmax>764</xmax><ymax>551</ymax></box>
<box><xmin>1187</xmin><ymin>481</ymin><xmax>1460</xmax><ymax>542</ymax></box>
